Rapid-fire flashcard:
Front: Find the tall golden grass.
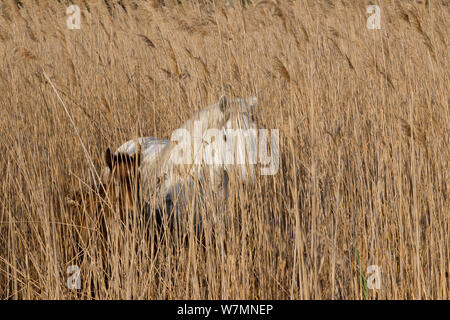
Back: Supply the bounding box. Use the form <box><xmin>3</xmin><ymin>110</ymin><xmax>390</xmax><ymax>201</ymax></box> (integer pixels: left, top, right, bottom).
<box><xmin>0</xmin><ymin>0</ymin><xmax>448</xmax><ymax>299</ymax></box>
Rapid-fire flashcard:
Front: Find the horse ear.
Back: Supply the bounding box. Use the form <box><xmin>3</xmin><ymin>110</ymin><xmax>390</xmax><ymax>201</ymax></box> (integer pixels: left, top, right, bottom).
<box><xmin>248</xmin><ymin>94</ymin><xmax>258</xmax><ymax>109</ymax></box>
<box><xmin>134</xmin><ymin>143</ymin><xmax>142</xmax><ymax>167</ymax></box>
<box><xmin>105</xmin><ymin>148</ymin><xmax>113</xmax><ymax>170</ymax></box>
<box><xmin>218</xmin><ymin>95</ymin><xmax>229</xmax><ymax>112</ymax></box>
<box><xmin>219</xmin><ymin>95</ymin><xmax>231</xmax><ymax>123</ymax></box>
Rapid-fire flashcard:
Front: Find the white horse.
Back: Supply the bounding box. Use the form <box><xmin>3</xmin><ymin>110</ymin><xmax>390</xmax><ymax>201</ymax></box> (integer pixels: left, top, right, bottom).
<box><xmin>113</xmin><ymin>95</ymin><xmax>259</xmax><ymax>233</ymax></box>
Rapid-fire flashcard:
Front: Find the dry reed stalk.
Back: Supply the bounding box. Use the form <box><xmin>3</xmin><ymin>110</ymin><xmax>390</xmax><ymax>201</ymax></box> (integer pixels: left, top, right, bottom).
<box><xmin>42</xmin><ymin>70</ymin><xmax>100</xmax><ymax>187</ymax></box>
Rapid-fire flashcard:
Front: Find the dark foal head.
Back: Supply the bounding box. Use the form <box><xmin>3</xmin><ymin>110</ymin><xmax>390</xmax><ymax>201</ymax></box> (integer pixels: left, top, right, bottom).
<box><xmin>66</xmin><ymin>144</ymin><xmax>143</xmax><ymax>248</ymax></box>
<box><xmin>103</xmin><ymin>144</ymin><xmax>142</xmax><ymax>216</ymax></box>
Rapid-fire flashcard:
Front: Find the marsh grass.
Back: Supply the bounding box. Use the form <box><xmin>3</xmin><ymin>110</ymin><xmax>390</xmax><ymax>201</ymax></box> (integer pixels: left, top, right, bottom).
<box><xmin>0</xmin><ymin>0</ymin><xmax>448</xmax><ymax>299</ymax></box>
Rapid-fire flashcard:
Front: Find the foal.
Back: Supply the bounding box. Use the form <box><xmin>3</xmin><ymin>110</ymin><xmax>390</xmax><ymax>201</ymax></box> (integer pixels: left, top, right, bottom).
<box><xmin>66</xmin><ymin>144</ymin><xmax>142</xmax><ymax>263</ymax></box>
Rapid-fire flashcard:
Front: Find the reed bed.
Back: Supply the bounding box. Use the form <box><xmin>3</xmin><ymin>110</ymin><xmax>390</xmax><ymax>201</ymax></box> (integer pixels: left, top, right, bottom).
<box><xmin>0</xmin><ymin>0</ymin><xmax>448</xmax><ymax>299</ymax></box>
